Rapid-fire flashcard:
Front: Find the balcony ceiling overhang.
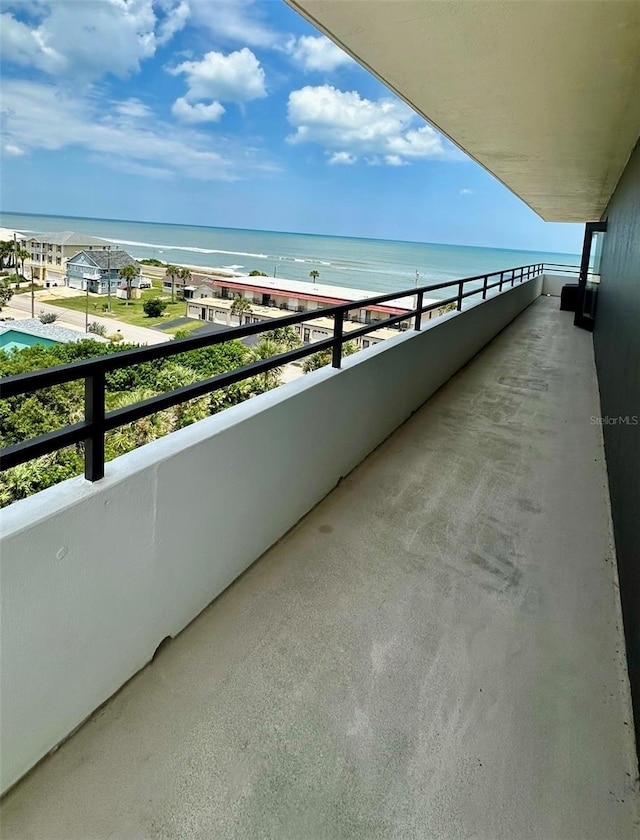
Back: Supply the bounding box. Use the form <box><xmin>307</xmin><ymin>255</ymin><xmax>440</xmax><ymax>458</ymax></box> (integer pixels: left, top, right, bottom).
<box><xmin>286</xmin><ymin>0</ymin><xmax>640</xmax><ymax>222</ymax></box>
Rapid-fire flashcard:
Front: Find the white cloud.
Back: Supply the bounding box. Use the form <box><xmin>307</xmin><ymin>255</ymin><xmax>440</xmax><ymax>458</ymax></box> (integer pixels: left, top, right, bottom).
<box><xmin>328</xmin><ymin>151</ymin><xmax>356</xmax><ymax>165</ymax></box>
<box><xmin>170</xmin><ymin>47</ymin><xmax>266</xmax><ymax>123</ymax></box>
<box><xmin>0</xmin><ymin>0</ymin><xmax>188</xmax><ymax>80</ymax></box>
<box><xmin>170</xmin><ymin>48</ymin><xmax>266</xmax><ymax>102</ymax></box>
<box><xmin>286</xmin><ymin>35</ymin><xmax>353</xmax><ymax>72</ymax></box>
<box><xmin>460</xmin><ymin>188</ymin><xmax>474</xmax><ymax>195</ymax></box>
<box><xmin>287</xmin><ymin>85</ymin><xmax>447</xmax><ymax>166</ymax></box>
<box><xmin>188</xmin><ymin>0</ymin><xmax>279</xmax><ymax>49</ymax></box>
<box><xmin>115</xmin><ymin>98</ymin><xmax>154</xmax><ymax>119</ymax></box>
<box><xmin>0</xmin><ymin>79</ymin><xmax>277</xmax><ymax>182</ymax></box>
<box><xmin>172</xmin><ymin>97</ymin><xmax>226</xmax><ymax>123</ymax></box>
<box><xmin>3</xmin><ymin>143</ymin><xmax>25</xmax><ymax>157</ymax></box>
<box><xmin>156</xmin><ymin>0</ymin><xmax>190</xmax><ymax>45</ymax></box>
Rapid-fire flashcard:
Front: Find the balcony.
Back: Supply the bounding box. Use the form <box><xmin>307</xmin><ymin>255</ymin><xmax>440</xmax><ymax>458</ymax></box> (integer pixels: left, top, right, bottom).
<box><xmin>1</xmin><ymin>271</ymin><xmax>638</xmax><ymax>836</ymax></box>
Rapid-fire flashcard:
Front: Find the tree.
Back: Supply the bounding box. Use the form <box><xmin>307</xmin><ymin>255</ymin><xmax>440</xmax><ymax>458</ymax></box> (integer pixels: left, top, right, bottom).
<box><xmin>249</xmin><ymin>339</ymin><xmax>284</xmax><ymax>393</ymax></box>
<box><xmin>179</xmin><ymin>267</ymin><xmax>192</xmax><ymax>299</ymax></box>
<box><xmin>309</xmin><ymin>270</ymin><xmax>320</xmax><ymax>282</ymax></box>
<box><xmin>303</xmin><ymin>341</ymin><xmax>357</xmax><ymax>373</ymax></box>
<box><xmin>249</xmin><ymin>270</ymin><xmax>268</xmax><ymax>277</ymax></box>
<box><xmin>164</xmin><ymin>264</ymin><xmax>180</xmax><ymax>303</ymax></box>
<box><xmin>231</xmin><ymin>295</ymin><xmax>252</xmax><ymax>326</ymax></box>
<box><xmin>262</xmin><ymin>326</ymin><xmax>301</xmax><ymax>351</ymax></box>
<box><xmin>0</xmin><ymin>277</ymin><xmax>13</xmax><ymax>309</ymax></box>
<box><xmin>16</xmin><ymin>247</ymin><xmax>30</xmax><ymax>279</ymax></box>
<box><xmin>143</xmin><ymin>298</ymin><xmax>168</xmax><ymax>318</ymax></box>
<box><xmin>119</xmin><ymin>263</ymin><xmax>138</xmax><ymax>303</ymax></box>
<box><xmin>0</xmin><ymin>240</ymin><xmax>15</xmax><ymax>270</ymax></box>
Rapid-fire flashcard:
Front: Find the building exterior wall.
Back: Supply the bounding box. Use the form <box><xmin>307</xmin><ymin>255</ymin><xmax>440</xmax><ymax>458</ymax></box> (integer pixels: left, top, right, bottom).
<box><xmin>593</xmin><ymin>138</ymin><xmax>640</xmax><ymax>753</ymax></box>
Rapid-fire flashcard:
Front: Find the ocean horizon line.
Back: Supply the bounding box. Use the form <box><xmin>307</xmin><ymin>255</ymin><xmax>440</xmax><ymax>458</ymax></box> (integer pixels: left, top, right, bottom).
<box><xmin>2</xmin><ymin>209</ymin><xmax>580</xmax><ymax>259</ymax></box>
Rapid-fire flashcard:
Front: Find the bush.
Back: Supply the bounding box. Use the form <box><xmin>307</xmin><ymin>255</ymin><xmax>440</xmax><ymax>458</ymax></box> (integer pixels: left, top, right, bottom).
<box><xmin>139</xmin><ymin>258</ymin><xmax>165</xmax><ymax>266</ymax></box>
<box><xmin>88</xmin><ymin>321</ymin><xmax>107</xmax><ymax>336</ymax></box>
<box><xmin>173</xmin><ymin>327</ymin><xmax>192</xmax><ymax>340</ymax></box>
<box><xmin>38</xmin><ymin>311</ymin><xmax>58</xmax><ymax>324</ymax></box>
<box><xmin>143</xmin><ymin>297</ymin><xmax>168</xmax><ymax>318</ymax></box>
<box><xmin>108</xmin><ymin>332</ymin><xmax>124</xmax><ymax>343</ymax></box>
<box><xmin>249</xmin><ymin>270</ymin><xmax>268</xmax><ymax>276</ymax></box>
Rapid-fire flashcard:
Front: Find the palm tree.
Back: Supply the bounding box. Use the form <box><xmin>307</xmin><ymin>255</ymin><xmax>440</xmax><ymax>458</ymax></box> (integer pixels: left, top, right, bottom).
<box><xmin>164</xmin><ymin>264</ymin><xmax>179</xmax><ymax>303</ymax></box>
<box><xmin>249</xmin><ymin>339</ymin><xmax>284</xmax><ymax>393</ymax></box>
<box><xmin>179</xmin><ymin>267</ymin><xmax>192</xmax><ymax>298</ymax></box>
<box><xmin>230</xmin><ymin>295</ymin><xmax>252</xmax><ymax>326</ymax></box>
<box><xmin>180</xmin><ymin>267</ymin><xmax>192</xmax><ymax>313</ymax></box>
<box><xmin>15</xmin><ymin>247</ymin><xmax>29</xmax><ymax>278</ymax></box>
<box><xmin>119</xmin><ymin>263</ymin><xmax>138</xmax><ymax>304</ymax></box>
<box><xmin>309</xmin><ymin>270</ymin><xmax>320</xmax><ymax>283</ymax></box>
<box><xmin>0</xmin><ymin>240</ymin><xmax>14</xmax><ymax>270</ymax></box>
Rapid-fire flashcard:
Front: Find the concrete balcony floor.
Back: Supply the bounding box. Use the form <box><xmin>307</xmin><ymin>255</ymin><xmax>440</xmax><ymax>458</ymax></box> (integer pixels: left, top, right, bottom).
<box><xmin>2</xmin><ymin>297</ymin><xmax>638</xmax><ymax>839</ymax></box>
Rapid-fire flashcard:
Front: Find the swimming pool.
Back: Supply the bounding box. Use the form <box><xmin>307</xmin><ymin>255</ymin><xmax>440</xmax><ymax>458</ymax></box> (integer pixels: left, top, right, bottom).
<box><xmin>0</xmin><ymin>329</ymin><xmax>60</xmax><ymax>353</ymax></box>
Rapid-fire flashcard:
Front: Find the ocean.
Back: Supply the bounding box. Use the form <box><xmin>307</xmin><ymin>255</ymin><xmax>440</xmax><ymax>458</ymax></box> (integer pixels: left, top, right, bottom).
<box><xmin>0</xmin><ymin>211</ymin><xmax>580</xmax><ymax>297</ymax></box>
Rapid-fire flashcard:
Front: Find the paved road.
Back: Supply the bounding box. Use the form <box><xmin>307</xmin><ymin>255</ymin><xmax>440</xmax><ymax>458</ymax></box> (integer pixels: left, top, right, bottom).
<box><xmin>10</xmin><ymin>293</ymin><xmax>171</xmax><ymax>346</ymax></box>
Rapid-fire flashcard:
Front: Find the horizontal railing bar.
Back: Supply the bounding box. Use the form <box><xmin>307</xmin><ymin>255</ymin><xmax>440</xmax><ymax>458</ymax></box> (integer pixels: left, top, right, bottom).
<box><xmin>103</xmin><ymin>338</ymin><xmax>335</xmax><ymax>430</ymax></box>
<box><xmin>0</xmin><ymin>263</ymin><xmax>549</xmax><ymax>477</ymax></box>
<box><xmin>0</xmin><ymin>264</ymin><xmax>546</xmax><ymax>398</ymax></box>
<box><xmin>0</xmin><ymin>422</ymin><xmax>89</xmax><ymax>470</ymax></box>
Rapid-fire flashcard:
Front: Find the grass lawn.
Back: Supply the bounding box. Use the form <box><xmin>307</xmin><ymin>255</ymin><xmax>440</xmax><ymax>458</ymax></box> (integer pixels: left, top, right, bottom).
<box><xmin>42</xmin><ymin>285</ymin><xmax>190</xmax><ymax>329</ymax></box>
<box><xmin>164</xmin><ymin>320</ymin><xmax>203</xmax><ymax>337</ymax></box>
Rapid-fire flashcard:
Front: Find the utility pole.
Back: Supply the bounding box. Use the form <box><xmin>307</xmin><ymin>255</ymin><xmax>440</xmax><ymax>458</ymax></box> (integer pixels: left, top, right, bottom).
<box><xmin>85</xmin><ymin>274</ymin><xmax>90</xmax><ymax>332</ymax></box>
<box><xmin>107</xmin><ymin>248</ymin><xmax>111</xmax><ymax>313</ymax></box>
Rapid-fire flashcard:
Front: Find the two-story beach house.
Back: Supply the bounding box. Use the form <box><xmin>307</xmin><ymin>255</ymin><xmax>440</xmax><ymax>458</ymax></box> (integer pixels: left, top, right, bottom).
<box><xmin>66</xmin><ymin>249</ymin><xmax>141</xmax><ymax>294</ymax></box>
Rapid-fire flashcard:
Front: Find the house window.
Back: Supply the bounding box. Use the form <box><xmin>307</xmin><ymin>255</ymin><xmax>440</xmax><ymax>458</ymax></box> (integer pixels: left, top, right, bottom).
<box><xmin>208</xmin><ymin>309</ymin><xmax>214</xmax><ymax>321</ymax></box>
<box><xmin>56</xmin><ymin>257</ymin><xmax>61</xmax><ymax>265</ymax></box>
<box><xmin>362</xmin><ymin>339</ymin><xmax>370</xmax><ymax>349</ymax></box>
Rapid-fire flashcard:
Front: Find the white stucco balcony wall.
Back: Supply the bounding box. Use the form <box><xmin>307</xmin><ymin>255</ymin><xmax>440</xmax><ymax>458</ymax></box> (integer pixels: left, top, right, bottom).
<box><xmin>1</xmin><ymin>276</ymin><xmax>542</xmax><ymax>793</ymax></box>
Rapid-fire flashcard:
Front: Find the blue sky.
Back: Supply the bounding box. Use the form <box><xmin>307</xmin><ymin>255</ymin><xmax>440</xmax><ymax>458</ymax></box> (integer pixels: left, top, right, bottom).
<box><xmin>1</xmin><ymin>0</ymin><xmax>583</xmax><ymax>253</ymax></box>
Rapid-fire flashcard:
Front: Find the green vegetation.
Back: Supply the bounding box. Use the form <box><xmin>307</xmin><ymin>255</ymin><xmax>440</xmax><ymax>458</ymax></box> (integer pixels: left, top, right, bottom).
<box><xmin>262</xmin><ymin>326</ymin><xmax>301</xmax><ymax>351</ymax></box>
<box><xmin>38</xmin><ymin>311</ymin><xmax>58</xmax><ymax>324</ymax></box>
<box><xmin>438</xmin><ymin>301</ymin><xmax>458</xmax><ymax>315</ymax></box>
<box><xmin>0</xmin><ymin>329</ymin><xmax>302</xmax><ymax>507</ymax></box>
<box><xmin>170</xmin><ymin>322</ymin><xmax>202</xmax><ymax>338</ymax></box>
<box><xmin>88</xmin><ymin>322</ymin><xmax>107</xmax><ymax>336</ymax></box>
<box><xmin>0</xmin><ymin>240</ymin><xmax>16</xmax><ymax>270</ymax></box>
<box><xmin>143</xmin><ymin>297</ymin><xmax>168</xmax><ymax>318</ymax></box>
<box><xmin>0</xmin><ymin>277</ymin><xmax>14</xmax><ymax>309</ymax></box>
<box><xmin>42</xmin><ymin>283</ymin><xmax>188</xmax><ymax>328</ymax></box>
<box><xmin>302</xmin><ymin>340</ymin><xmax>357</xmax><ymax>373</ymax></box>
<box><xmin>139</xmin><ymin>258</ymin><xmax>165</xmax><ymax>266</ymax></box>
<box><xmin>119</xmin><ymin>263</ymin><xmax>138</xmax><ymax>303</ymax></box>
<box><xmin>249</xmin><ymin>270</ymin><xmax>268</xmax><ymax>277</ymax></box>
<box><xmin>230</xmin><ymin>295</ymin><xmax>252</xmax><ymax>325</ymax></box>
<box><xmin>309</xmin><ymin>270</ymin><xmax>320</xmax><ymax>282</ymax></box>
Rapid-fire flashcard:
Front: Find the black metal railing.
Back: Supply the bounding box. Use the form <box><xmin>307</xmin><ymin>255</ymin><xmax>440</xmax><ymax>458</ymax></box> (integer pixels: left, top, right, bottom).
<box><xmin>1</xmin><ymin>263</ymin><xmax>555</xmax><ymax>481</ymax></box>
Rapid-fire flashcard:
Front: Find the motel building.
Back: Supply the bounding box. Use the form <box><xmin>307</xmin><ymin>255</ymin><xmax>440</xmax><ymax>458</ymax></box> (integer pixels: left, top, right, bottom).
<box><xmin>184</xmin><ymin>273</ymin><xmax>446</xmax><ymax>344</ymax></box>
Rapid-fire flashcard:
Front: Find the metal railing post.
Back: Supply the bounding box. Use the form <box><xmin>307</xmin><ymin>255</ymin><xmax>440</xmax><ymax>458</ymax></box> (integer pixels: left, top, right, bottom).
<box><xmin>332</xmin><ymin>310</ymin><xmax>344</xmax><ymax>368</ymax></box>
<box><xmin>457</xmin><ymin>280</ymin><xmax>464</xmax><ymax>311</ymax></box>
<box><xmin>499</xmin><ymin>271</ymin><xmax>504</xmax><ymax>291</ymax></box>
<box><xmin>85</xmin><ymin>369</ymin><xmax>105</xmax><ymax>481</ymax></box>
<box><xmin>414</xmin><ymin>291</ymin><xmax>423</xmax><ymax>330</ymax></box>
<box><xmin>482</xmin><ymin>275</ymin><xmax>488</xmax><ymax>300</ymax></box>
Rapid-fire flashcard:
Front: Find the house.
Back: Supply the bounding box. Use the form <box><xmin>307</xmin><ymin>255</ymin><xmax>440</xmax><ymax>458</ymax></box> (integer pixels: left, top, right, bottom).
<box><xmin>22</xmin><ymin>231</ymin><xmax>110</xmax><ymax>270</ymax></box>
<box><xmin>66</xmin><ymin>249</ymin><xmax>141</xmax><ymax>294</ymax></box>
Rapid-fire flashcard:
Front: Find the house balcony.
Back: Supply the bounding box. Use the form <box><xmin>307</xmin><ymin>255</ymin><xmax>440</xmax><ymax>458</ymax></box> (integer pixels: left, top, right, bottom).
<box><xmin>1</xmin><ymin>272</ymin><xmax>638</xmax><ymax>837</ymax></box>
